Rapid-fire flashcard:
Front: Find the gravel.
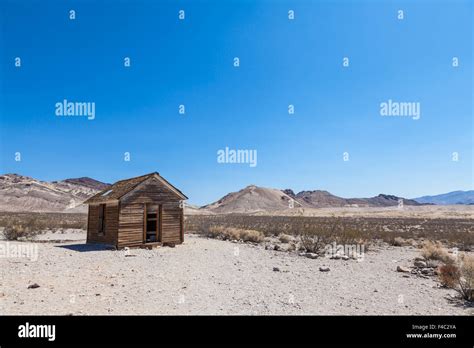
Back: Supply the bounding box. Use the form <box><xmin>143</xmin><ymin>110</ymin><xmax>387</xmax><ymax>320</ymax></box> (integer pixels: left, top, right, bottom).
<box><xmin>0</xmin><ymin>233</ymin><xmax>471</xmax><ymax>315</ymax></box>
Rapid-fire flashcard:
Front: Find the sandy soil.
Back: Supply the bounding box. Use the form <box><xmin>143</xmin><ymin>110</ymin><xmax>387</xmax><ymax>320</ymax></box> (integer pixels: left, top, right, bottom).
<box><xmin>33</xmin><ymin>229</ymin><xmax>86</xmax><ymax>242</ymax></box>
<box><xmin>0</xmin><ymin>232</ymin><xmax>472</xmax><ymax>315</ymax></box>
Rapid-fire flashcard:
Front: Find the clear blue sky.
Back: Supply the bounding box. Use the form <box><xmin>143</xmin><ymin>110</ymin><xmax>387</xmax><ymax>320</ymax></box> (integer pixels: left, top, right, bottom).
<box><xmin>0</xmin><ymin>0</ymin><xmax>472</xmax><ymax>205</ymax></box>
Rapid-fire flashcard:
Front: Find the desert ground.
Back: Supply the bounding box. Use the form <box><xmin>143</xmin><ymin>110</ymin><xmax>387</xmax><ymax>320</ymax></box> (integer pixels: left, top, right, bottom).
<box><xmin>253</xmin><ymin>205</ymin><xmax>474</xmax><ymax>219</ymax></box>
<box><xmin>0</xmin><ymin>206</ymin><xmax>472</xmax><ymax>315</ymax></box>
<box><xmin>0</xmin><ymin>230</ymin><xmax>473</xmax><ymax>315</ymax></box>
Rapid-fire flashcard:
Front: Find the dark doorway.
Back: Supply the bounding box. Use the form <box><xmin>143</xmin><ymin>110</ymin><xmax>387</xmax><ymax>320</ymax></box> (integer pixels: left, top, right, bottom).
<box><xmin>145</xmin><ymin>204</ymin><xmax>161</xmax><ymax>243</ymax></box>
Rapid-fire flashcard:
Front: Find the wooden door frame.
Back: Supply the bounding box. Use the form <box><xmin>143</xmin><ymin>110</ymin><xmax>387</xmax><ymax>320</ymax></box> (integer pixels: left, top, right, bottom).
<box><xmin>180</xmin><ymin>207</ymin><xmax>184</xmax><ymax>243</ymax></box>
<box><xmin>143</xmin><ymin>203</ymin><xmax>147</xmax><ymax>242</ymax></box>
<box><xmin>98</xmin><ymin>203</ymin><xmax>106</xmax><ymax>236</ymax></box>
<box><xmin>158</xmin><ymin>204</ymin><xmax>163</xmax><ymax>243</ymax></box>
<box><xmin>144</xmin><ymin>203</ymin><xmax>161</xmax><ymax>244</ymax></box>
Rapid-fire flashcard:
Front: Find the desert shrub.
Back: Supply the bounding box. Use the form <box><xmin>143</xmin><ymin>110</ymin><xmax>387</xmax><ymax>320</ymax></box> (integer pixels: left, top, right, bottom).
<box><xmin>186</xmin><ymin>215</ymin><xmax>472</xmax><ymax>245</ymax></box>
<box><xmin>438</xmin><ymin>263</ymin><xmax>460</xmax><ymax>288</ymax></box>
<box><xmin>0</xmin><ymin>212</ymin><xmax>87</xmax><ymax>231</ymax></box>
<box><xmin>379</xmin><ymin>232</ymin><xmax>408</xmax><ymax>247</ymax></box>
<box><xmin>333</xmin><ymin>226</ymin><xmax>364</xmax><ymax>246</ymax></box>
<box><xmin>421</xmin><ymin>241</ymin><xmax>454</xmax><ymax>265</ymax></box>
<box><xmin>458</xmin><ymin>255</ymin><xmax>474</xmax><ymax>302</ymax></box>
<box><xmin>278</xmin><ymin>233</ymin><xmax>292</xmax><ymax>243</ymax></box>
<box><xmin>2</xmin><ymin>220</ymin><xmax>40</xmax><ymax>241</ymax></box>
<box><xmin>207</xmin><ymin>225</ymin><xmax>226</xmax><ymax>238</ymax></box>
<box><xmin>185</xmin><ymin>214</ymin><xmax>473</xmax><ymax>252</ymax></box>
<box><xmin>239</xmin><ymin>229</ymin><xmax>265</xmax><ymax>243</ymax></box>
<box><xmin>390</xmin><ymin>236</ymin><xmax>406</xmax><ymax>247</ymax></box>
<box><xmin>225</xmin><ymin>227</ymin><xmax>242</xmax><ymax>241</ymax></box>
<box><xmin>206</xmin><ymin>226</ymin><xmax>264</xmax><ymax>243</ymax></box>
<box><xmin>300</xmin><ymin>220</ymin><xmax>330</xmax><ymax>254</ymax></box>
<box><xmin>300</xmin><ymin>230</ymin><xmax>330</xmax><ymax>254</ymax></box>
<box><xmin>456</xmin><ymin>233</ymin><xmax>474</xmax><ymax>252</ymax></box>
<box><xmin>436</xmin><ymin>254</ymin><xmax>474</xmax><ymax>302</ymax></box>
<box><xmin>406</xmin><ymin>238</ymin><xmax>418</xmax><ymax>247</ymax></box>
<box><xmin>3</xmin><ymin>224</ymin><xmax>27</xmax><ymax>240</ymax></box>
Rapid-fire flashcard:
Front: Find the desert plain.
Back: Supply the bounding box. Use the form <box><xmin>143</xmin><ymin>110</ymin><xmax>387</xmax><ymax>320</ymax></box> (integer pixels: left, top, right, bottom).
<box><xmin>0</xmin><ymin>205</ymin><xmax>473</xmax><ymax>315</ymax></box>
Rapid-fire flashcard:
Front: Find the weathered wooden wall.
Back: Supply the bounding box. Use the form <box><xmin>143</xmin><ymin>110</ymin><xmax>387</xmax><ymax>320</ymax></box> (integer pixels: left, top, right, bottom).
<box><xmin>120</xmin><ymin>177</ymin><xmax>182</xmax><ymax>204</ymax></box>
<box><xmin>161</xmin><ymin>202</ymin><xmax>184</xmax><ymax>244</ymax></box>
<box><xmin>116</xmin><ymin>177</ymin><xmax>184</xmax><ymax>248</ymax></box>
<box><xmin>86</xmin><ymin>203</ymin><xmax>118</xmax><ymax>246</ymax></box>
<box><xmin>117</xmin><ymin>203</ymin><xmax>144</xmax><ymax>248</ymax></box>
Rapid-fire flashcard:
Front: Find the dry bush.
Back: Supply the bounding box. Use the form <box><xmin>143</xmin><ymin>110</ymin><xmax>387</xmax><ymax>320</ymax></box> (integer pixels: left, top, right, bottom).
<box><xmin>206</xmin><ymin>226</ymin><xmax>264</xmax><ymax>243</ymax></box>
<box><xmin>300</xmin><ymin>230</ymin><xmax>330</xmax><ymax>254</ymax></box>
<box><xmin>300</xmin><ymin>220</ymin><xmax>337</xmax><ymax>254</ymax></box>
<box><xmin>421</xmin><ymin>241</ymin><xmax>454</xmax><ymax>265</ymax></box>
<box><xmin>379</xmin><ymin>232</ymin><xmax>409</xmax><ymax>247</ymax></box>
<box><xmin>207</xmin><ymin>225</ymin><xmax>226</xmax><ymax>238</ymax></box>
<box><xmin>390</xmin><ymin>236</ymin><xmax>406</xmax><ymax>247</ymax></box>
<box><xmin>278</xmin><ymin>234</ymin><xmax>292</xmax><ymax>243</ymax></box>
<box><xmin>186</xmin><ymin>214</ymin><xmax>473</xmax><ymax>250</ymax></box>
<box><xmin>334</xmin><ymin>226</ymin><xmax>365</xmax><ymax>246</ymax></box>
<box><xmin>186</xmin><ymin>215</ymin><xmax>473</xmax><ymax>255</ymax></box>
<box><xmin>2</xmin><ymin>219</ymin><xmax>41</xmax><ymax>241</ymax></box>
<box><xmin>406</xmin><ymin>238</ymin><xmax>419</xmax><ymax>247</ymax></box>
<box><xmin>0</xmin><ymin>212</ymin><xmax>87</xmax><ymax>232</ymax></box>
<box><xmin>456</xmin><ymin>233</ymin><xmax>474</xmax><ymax>252</ymax></box>
<box><xmin>439</xmin><ymin>263</ymin><xmax>460</xmax><ymax>288</ymax></box>
<box><xmin>458</xmin><ymin>254</ymin><xmax>474</xmax><ymax>302</ymax></box>
<box><xmin>3</xmin><ymin>224</ymin><xmax>29</xmax><ymax>240</ymax></box>
<box><xmin>239</xmin><ymin>229</ymin><xmax>265</xmax><ymax>243</ymax></box>
<box><xmin>436</xmin><ymin>253</ymin><xmax>474</xmax><ymax>302</ymax></box>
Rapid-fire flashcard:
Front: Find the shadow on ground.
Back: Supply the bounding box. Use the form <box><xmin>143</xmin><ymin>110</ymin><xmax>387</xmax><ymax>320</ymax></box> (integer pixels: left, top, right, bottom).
<box><xmin>56</xmin><ymin>243</ymin><xmax>115</xmax><ymax>252</ymax></box>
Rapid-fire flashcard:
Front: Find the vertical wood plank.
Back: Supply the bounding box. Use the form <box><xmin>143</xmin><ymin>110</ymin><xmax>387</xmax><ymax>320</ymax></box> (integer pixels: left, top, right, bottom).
<box><xmin>180</xmin><ymin>207</ymin><xmax>184</xmax><ymax>243</ymax></box>
<box><xmin>86</xmin><ymin>205</ymin><xmax>90</xmax><ymax>243</ymax></box>
<box><xmin>143</xmin><ymin>203</ymin><xmax>147</xmax><ymax>243</ymax></box>
<box><xmin>159</xmin><ymin>204</ymin><xmax>163</xmax><ymax>242</ymax></box>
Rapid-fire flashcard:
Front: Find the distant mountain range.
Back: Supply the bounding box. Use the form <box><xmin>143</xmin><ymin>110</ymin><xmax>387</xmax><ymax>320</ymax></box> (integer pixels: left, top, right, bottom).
<box><xmin>202</xmin><ymin>185</ymin><xmax>422</xmax><ymax>214</ymax></box>
<box><xmin>413</xmin><ymin>191</ymin><xmax>474</xmax><ymax>205</ymax></box>
<box><xmin>0</xmin><ymin>173</ymin><xmax>471</xmax><ymax>213</ymax></box>
<box><xmin>0</xmin><ymin>174</ymin><xmax>109</xmax><ymax>213</ymax></box>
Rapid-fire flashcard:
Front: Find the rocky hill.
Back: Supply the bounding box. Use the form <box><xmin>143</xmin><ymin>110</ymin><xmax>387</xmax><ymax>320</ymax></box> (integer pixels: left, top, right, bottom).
<box><xmin>203</xmin><ymin>186</ymin><xmax>423</xmax><ymax>213</ymax></box>
<box><xmin>1</xmin><ymin>174</ymin><xmax>459</xmax><ymax>214</ymax></box>
<box><xmin>0</xmin><ymin>174</ymin><xmax>109</xmax><ymax>213</ymax></box>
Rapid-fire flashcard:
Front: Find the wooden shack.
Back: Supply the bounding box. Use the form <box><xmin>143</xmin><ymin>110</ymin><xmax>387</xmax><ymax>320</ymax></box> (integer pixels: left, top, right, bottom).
<box><xmin>84</xmin><ymin>172</ymin><xmax>187</xmax><ymax>249</ymax></box>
